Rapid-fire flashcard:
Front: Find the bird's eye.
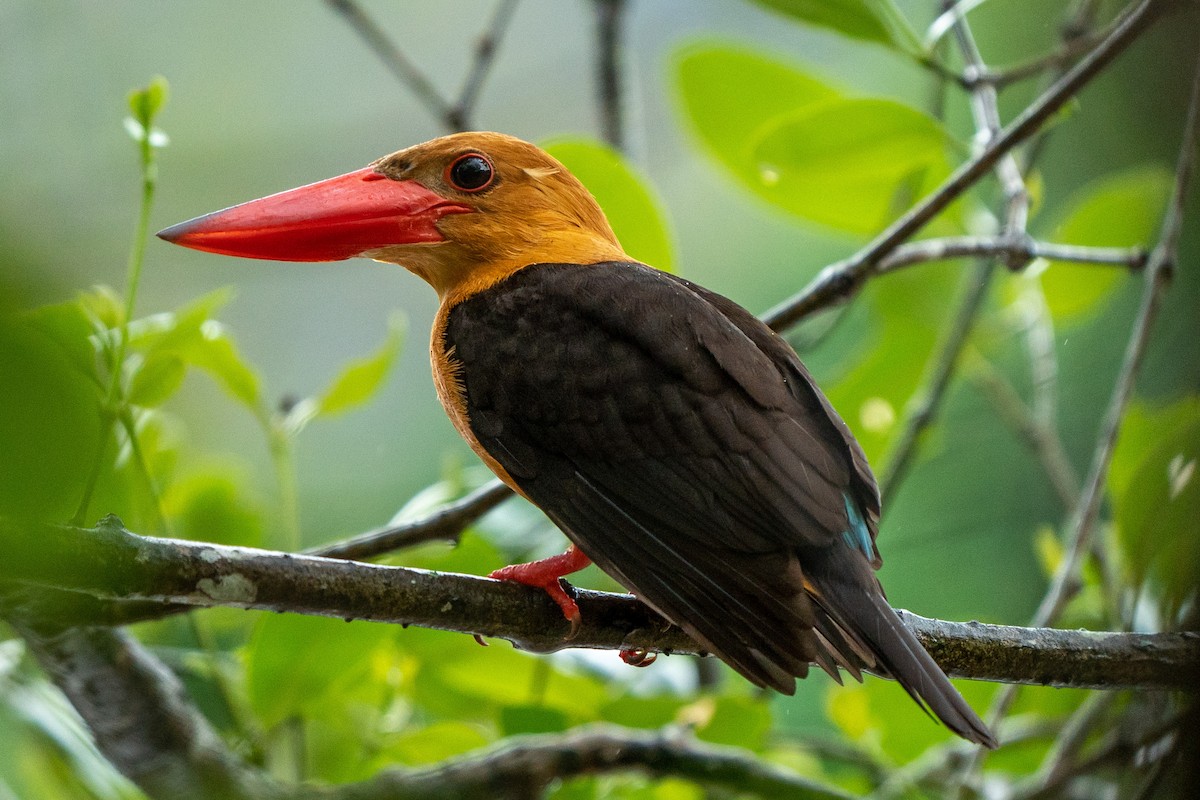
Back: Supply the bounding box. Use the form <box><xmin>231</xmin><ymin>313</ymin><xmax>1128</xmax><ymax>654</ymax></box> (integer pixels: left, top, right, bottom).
<box><xmin>446</xmin><ymin>153</ymin><xmax>494</xmax><ymax>192</ymax></box>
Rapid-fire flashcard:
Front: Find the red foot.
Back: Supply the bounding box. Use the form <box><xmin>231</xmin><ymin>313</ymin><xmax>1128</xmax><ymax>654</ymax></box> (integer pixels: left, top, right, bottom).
<box><xmin>489</xmin><ymin>546</ymin><xmax>592</xmax><ymax>636</ymax></box>
<box><xmin>619</xmin><ymin>648</ymin><xmax>658</xmax><ymax>668</ymax></box>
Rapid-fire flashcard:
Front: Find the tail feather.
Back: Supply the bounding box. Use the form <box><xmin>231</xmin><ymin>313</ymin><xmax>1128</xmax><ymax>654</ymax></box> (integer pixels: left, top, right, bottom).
<box><xmin>809</xmin><ymin>553</ymin><xmax>997</xmax><ymax>748</ymax></box>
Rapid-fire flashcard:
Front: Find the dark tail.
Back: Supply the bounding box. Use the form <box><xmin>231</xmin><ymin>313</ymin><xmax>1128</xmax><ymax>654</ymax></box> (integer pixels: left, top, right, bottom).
<box><xmin>812</xmin><ymin>553</ymin><xmax>998</xmax><ymax>748</ymax></box>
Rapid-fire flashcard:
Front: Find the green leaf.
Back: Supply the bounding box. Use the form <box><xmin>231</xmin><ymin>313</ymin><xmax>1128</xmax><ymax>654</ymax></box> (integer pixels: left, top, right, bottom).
<box><xmin>675</xmin><ymin>44</ymin><xmax>840</xmax><ymax>177</ymax></box>
<box><xmin>499</xmin><ymin>704</ymin><xmax>569</xmax><ymax>736</ymax></box>
<box><xmin>162</xmin><ymin>466</ymin><xmax>264</xmax><ymax>546</ymax></box>
<box><xmin>1110</xmin><ymin>398</ymin><xmax>1200</xmax><ymax>615</ymax></box>
<box><xmin>384</xmin><ymin>722</ymin><xmax>490</xmax><ymax>766</ymax></box>
<box><xmin>695</xmin><ymin>694</ymin><xmax>772</xmax><ymax>751</ymax></box>
<box><xmin>0</xmin><ymin>312</ymin><xmax>104</xmax><ymax>522</ymax></box>
<box><xmin>123</xmin><ymin>290</ymin><xmax>263</xmax><ymax>412</ymax></box>
<box><xmin>126</xmin><ymin>76</ymin><xmax>170</xmax><ymax>147</ymax></box>
<box><xmin>126</xmin><ymin>353</ymin><xmax>185</xmax><ymax>408</ymax></box>
<box><xmin>1038</xmin><ymin>166</ymin><xmax>1173</xmax><ymax>320</ymax></box>
<box><xmin>751</xmin><ymin>0</ymin><xmax>920</xmax><ymax>52</ymax></box>
<box><xmin>244</xmin><ymin>614</ymin><xmax>396</xmax><ymax>729</ymax></box>
<box><xmin>751</xmin><ymin>98</ymin><xmax>952</xmax><ymax>232</ymax></box>
<box><xmin>184</xmin><ymin>321</ymin><xmax>263</xmax><ymax>411</ymax></box>
<box><xmin>314</xmin><ymin>313</ymin><xmax>405</xmax><ymax>417</ymax></box>
<box><xmin>542</xmin><ymin>138</ymin><xmax>675</xmax><ymax>273</ymax></box>
<box><xmin>827</xmin><ymin>676</ymin><xmax>991</xmax><ymax>760</ymax></box>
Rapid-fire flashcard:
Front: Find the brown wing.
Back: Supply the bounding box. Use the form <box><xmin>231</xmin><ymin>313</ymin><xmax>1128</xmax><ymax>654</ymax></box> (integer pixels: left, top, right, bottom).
<box><xmin>444</xmin><ymin>261</ymin><xmax>993</xmax><ymax>746</ymax></box>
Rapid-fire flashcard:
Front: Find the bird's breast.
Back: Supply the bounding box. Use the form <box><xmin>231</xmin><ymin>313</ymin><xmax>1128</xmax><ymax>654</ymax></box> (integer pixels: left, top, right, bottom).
<box><xmin>429</xmin><ymin>301</ymin><xmax>525</xmax><ymax>496</ymax></box>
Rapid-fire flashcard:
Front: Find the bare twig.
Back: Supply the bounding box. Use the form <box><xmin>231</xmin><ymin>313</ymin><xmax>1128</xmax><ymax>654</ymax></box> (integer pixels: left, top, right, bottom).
<box><xmin>452</xmin><ymin>0</ymin><xmax>520</xmax><ymax>130</ymax></box>
<box><xmin>1032</xmin><ymin>32</ymin><xmax>1200</xmax><ymax>630</ymax></box>
<box><xmin>965</xmin><ymin>25</ymin><xmax>1200</xmax><ymax>775</ymax></box>
<box><xmin>308</xmin><ymin>479</ymin><xmax>512</xmax><ymax>561</ymax></box>
<box><xmin>879</xmin><ymin>3</ymin><xmax>1031</xmax><ymax>505</ymax></box>
<box><xmin>967</xmin><ymin>351</ymin><xmax>1081</xmax><ymax>508</ymax></box>
<box><xmin>325</xmin><ymin>0</ymin><xmax>454</xmax><ymax>123</ymax></box>
<box><xmin>876</xmin><ymin>236</ymin><xmax>1145</xmax><ymax>273</ymax></box>
<box><xmin>879</xmin><ymin>261</ymin><xmax>995</xmax><ymax>505</ymax></box>
<box><xmin>763</xmin><ymin>0</ymin><xmax>1175</xmax><ymax>333</ymax></box>
<box><xmin>326</xmin><ymin>0</ymin><xmax>519</xmax><ymax>132</ymax></box>
<box><xmin>593</xmin><ymin>0</ymin><xmax>626</xmax><ymax>149</ymax></box>
<box><xmin>1011</xmin><ymin>710</ymin><xmax>1188</xmax><ymax>800</ymax></box>
<box><xmin>3</xmin><ymin>518</ymin><xmax>1198</xmax><ymax>690</ymax></box>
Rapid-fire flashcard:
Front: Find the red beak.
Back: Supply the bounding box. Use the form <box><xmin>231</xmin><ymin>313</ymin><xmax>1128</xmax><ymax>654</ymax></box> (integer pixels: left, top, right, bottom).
<box><xmin>156</xmin><ymin>167</ymin><xmax>471</xmax><ymax>262</ymax></box>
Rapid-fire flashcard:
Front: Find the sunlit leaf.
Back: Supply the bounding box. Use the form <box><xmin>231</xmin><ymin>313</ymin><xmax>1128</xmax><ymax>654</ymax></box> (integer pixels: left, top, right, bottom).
<box><xmin>315</xmin><ymin>313</ymin><xmax>405</xmax><ymax>417</ymax></box>
<box><xmin>126</xmin><ymin>76</ymin><xmax>170</xmax><ymax>148</ymax></box>
<box><xmin>162</xmin><ymin>466</ymin><xmax>264</xmax><ymax>546</ymax></box>
<box><xmin>244</xmin><ymin>615</ymin><xmax>396</xmax><ymax>729</ymax></box>
<box><xmin>751</xmin><ymin>98</ymin><xmax>952</xmax><ymax>232</ymax></box>
<box><xmin>385</xmin><ymin>721</ymin><xmax>491</xmax><ymax>766</ymax></box>
<box><xmin>1038</xmin><ymin>166</ymin><xmax>1172</xmax><ymax>320</ymax></box>
<box><xmin>543</xmin><ymin>138</ymin><xmax>675</xmax><ymax>273</ymax></box>
<box><xmin>75</xmin><ymin>285</ymin><xmax>126</xmax><ymax>337</ymax></box>
<box><xmin>828</xmin><ymin>677</ymin><xmax>989</xmax><ymax>761</ymax></box>
<box><xmin>695</xmin><ymin>694</ymin><xmax>772</xmax><ymax>751</ymax></box>
<box><xmin>675</xmin><ymin>44</ymin><xmax>840</xmax><ymax>177</ymax></box>
<box><xmin>126</xmin><ymin>353</ymin><xmax>185</xmax><ymax>408</ymax></box>
<box><xmin>751</xmin><ymin>0</ymin><xmax>920</xmax><ymax>52</ymax></box>
<box><xmin>185</xmin><ymin>321</ymin><xmax>263</xmax><ymax>411</ymax></box>
<box><xmin>1110</xmin><ymin>398</ymin><xmax>1200</xmax><ymax>614</ymax></box>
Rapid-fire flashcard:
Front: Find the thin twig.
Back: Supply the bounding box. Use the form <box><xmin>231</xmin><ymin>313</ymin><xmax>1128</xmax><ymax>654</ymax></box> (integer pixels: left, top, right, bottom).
<box><xmin>451</xmin><ymin>0</ymin><xmax>520</xmax><ymax>129</ymax></box>
<box><xmin>325</xmin><ymin>0</ymin><xmax>454</xmax><ymax>124</ymax></box>
<box><xmin>326</xmin><ymin>0</ymin><xmax>519</xmax><ymax>132</ymax></box>
<box><xmin>1032</xmin><ymin>30</ymin><xmax>1200</xmax><ymax>630</ymax></box>
<box><xmin>593</xmin><ymin>0</ymin><xmax>626</xmax><ymax>149</ymax></box>
<box><xmin>878</xmin><ymin>236</ymin><xmax>1145</xmax><ymax>273</ymax></box>
<box><xmin>967</xmin><ymin>351</ymin><xmax>1081</xmax><ymax>508</ymax></box>
<box><xmin>763</xmin><ymin>0</ymin><xmax>1174</xmax><ymax>333</ymax></box>
<box><xmin>308</xmin><ymin>479</ymin><xmax>512</xmax><ymax>561</ymax></box>
<box><xmin>949</xmin><ymin>3</ymin><xmax>1031</xmax><ymax>245</ymax></box>
<box><xmin>1011</xmin><ymin>710</ymin><xmax>1188</xmax><ymax>800</ymax></box>
<box><xmin>879</xmin><ymin>261</ymin><xmax>995</xmax><ymax>505</ymax></box>
<box><xmin>970</xmin><ymin>24</ymin><xmax>1200</xmax><ymax>767</ymax></box>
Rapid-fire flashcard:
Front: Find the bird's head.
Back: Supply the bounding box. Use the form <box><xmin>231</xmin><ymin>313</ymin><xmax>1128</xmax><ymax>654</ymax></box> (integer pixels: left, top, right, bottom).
<box><xmin>158</xmin><ymin>132</ymin><xmax>626</xmax><ymax>300</ymax></box>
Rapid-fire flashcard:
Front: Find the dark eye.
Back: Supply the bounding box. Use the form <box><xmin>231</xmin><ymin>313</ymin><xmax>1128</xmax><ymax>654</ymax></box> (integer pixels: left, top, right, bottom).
<box><xmin>447</xmin><ymin>153</ymin><xmax>494</xmax><ymax>192</ymax></box>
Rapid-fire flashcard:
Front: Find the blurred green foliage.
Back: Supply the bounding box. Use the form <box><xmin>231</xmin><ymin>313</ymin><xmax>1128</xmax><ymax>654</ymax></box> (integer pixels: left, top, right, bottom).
<box><xmin>1</xmin><ymin>2</ymin><xmax>1197</xmax><ymax>799</ymax></box>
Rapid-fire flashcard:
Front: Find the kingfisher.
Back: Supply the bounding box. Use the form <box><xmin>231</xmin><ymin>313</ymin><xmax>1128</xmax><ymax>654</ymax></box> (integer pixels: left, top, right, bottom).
<box><xmin>159</xmin><ymin>132</ymin><xmax>995</xmax><ymax>747</ymax></box>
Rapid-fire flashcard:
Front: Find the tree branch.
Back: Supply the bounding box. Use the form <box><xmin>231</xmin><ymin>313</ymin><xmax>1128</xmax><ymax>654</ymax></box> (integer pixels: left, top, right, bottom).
<box><xmin>763</xmin><ymin>0</ymin><xmax>1178</xmax><ymax>332</ymax></box>
<box><xmin>325</xmin><ymin>725</ymin><xmax>855</xmax><ymax>800</ymax></box>
<box><xmin>12</xmin><ymin>615</ymin><xmax>856</xmax><ymax>800</ymax></box>
<box><xmin>3</xmin><ymin>518</ymin><xmax>1197</xmax><ymax>691</ymax></box>
<box><xmin>1033</xmin><ymin>19</ymin><xmax>1200</xmax><ymax>629</ymax></box>
<box><xmin>13</xmin><ymin>621</ymin><xmax>274</xmax><ymax>800</ymax></box>
<box><xmin>308</xmin><ymin>479</ymin><xmax>512</xmax><ymax>561</ymax></box>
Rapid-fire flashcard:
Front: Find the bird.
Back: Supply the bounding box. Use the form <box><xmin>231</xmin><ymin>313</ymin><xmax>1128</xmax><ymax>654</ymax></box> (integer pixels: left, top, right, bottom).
<box><xmin>158</xmin><ymin>131</ymin><xmax>996</xmax><ymax>747</ymax></box>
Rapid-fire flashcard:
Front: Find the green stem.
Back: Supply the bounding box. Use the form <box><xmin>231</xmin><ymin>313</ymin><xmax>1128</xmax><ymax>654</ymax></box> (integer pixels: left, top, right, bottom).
<box><xmin>71</xmin><ymin>126</ymin><xmax>158</xmax><ymax>526</ymax></box>
<box><xmin>118</xmin><ymin>409</ymin><xmax>170</xmax><ymax>534</ymax></box>
<box><xmin>268</xmin><ymin>420</ymin><xmax>302</xmax><ymax>552</ymax></box>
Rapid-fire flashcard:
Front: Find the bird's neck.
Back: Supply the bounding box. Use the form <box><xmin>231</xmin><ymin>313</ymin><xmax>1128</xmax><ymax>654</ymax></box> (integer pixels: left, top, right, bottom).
<box><xmin>425</xmin><ymin>229</ymin><xmax>628</xmax><ymax>307</ymax></box>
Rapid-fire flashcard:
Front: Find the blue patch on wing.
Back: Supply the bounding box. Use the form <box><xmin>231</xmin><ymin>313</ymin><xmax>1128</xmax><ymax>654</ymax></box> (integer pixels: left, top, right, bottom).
<box><xmin>841</xmin><ymin>494</ymin><xmax>873</xmax><ymax>560</ymax></box>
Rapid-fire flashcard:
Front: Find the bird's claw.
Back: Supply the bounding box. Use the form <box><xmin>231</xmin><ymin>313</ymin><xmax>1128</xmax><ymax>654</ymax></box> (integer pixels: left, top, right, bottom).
<box><xmin>488</xmin><ymin>546</ymin><xmax>591</xmax><ymax>638</ymax></box>
<box><xmin>619</xmin><ymin>647</ymin><xmax>658</xmax><ymax>668</ymax></box>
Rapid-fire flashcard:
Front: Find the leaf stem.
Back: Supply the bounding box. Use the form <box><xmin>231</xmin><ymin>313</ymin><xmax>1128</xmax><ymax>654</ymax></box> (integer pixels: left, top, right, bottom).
<box><xmin>71</xmin><ymin>98</ymin><xmax>161</xmax><ymax>527</ymax></box>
